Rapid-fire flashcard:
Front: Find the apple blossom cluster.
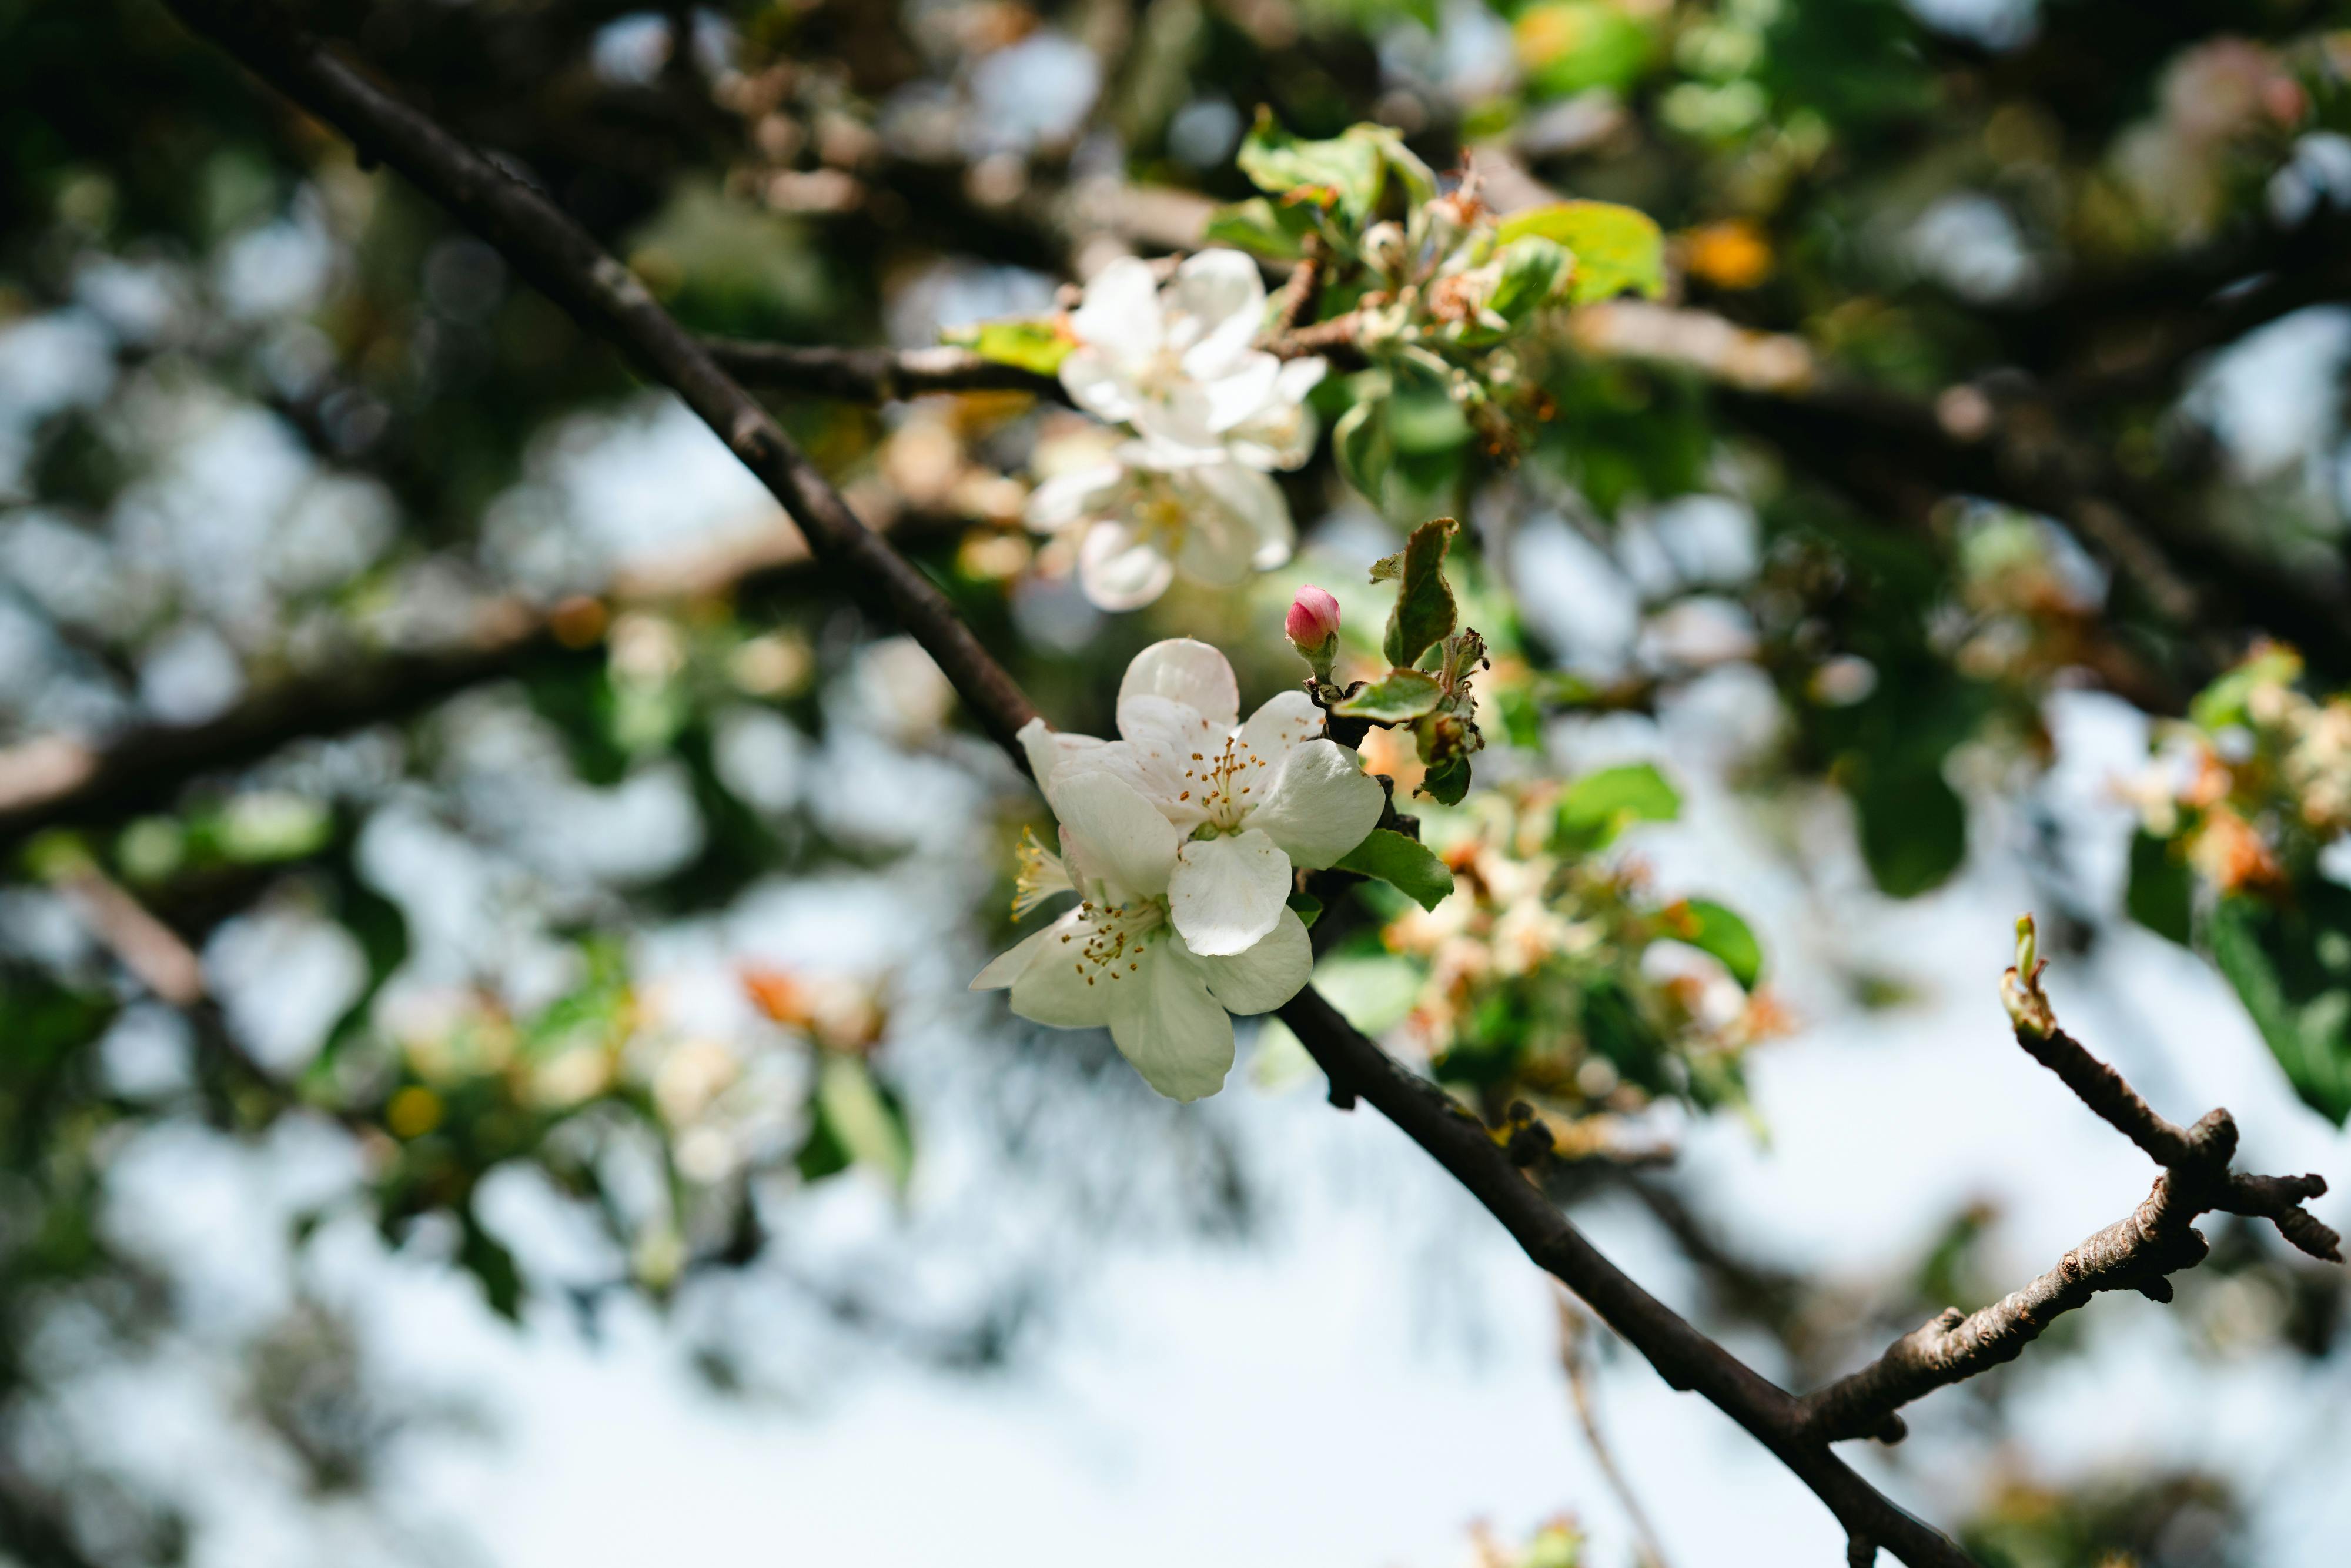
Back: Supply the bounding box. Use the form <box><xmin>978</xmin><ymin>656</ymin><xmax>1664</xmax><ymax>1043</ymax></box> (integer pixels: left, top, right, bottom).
<box><xmin>946</xmin><ymin>115</ymin><xmax>1664</xmax><ymax>610</ymax></box>
<box><xmin>1377</xmin><ymin>777</ymin><xmax>1774</xmax><ymax>1135</ymax></box>
<box><xmin>2118</xmin><ymin>643</ymin><xmax>2351</xmax><ymax>1125</ymax></box>
<box><xmin>1022</xmin><ymin>252</ymin><xmax>1327</xmax><ymax>609</ymax></box>
<box><xmin>972</xmin><ymin>638</ymin><xmax>1387</xmax><ymax>1099</ymax></box>
<box><xmin>2125</xmin><ymin>643</ymin><xmax>2351</xmax><ymax>898</ymax></box>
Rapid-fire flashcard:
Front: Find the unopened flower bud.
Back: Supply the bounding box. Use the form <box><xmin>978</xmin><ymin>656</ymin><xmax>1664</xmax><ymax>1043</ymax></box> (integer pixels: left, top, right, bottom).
<box><xmin>1286</xmin><ymin>584</ymin><xmax>1342</xmax><ymax>681</ymax></box>
<box><xmin>1362</xmin><ymin>221</ymin><xmax>1410</xmax><ymax>279</ymax></box>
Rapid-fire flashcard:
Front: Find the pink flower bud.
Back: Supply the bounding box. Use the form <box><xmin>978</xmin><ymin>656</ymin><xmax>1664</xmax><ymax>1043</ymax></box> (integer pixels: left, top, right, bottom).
<box><xmin>1286</xmin><ymin>584</ymin><xmax>1341</xmax><ymax>648</ymax></box>
<box><xmin>1285</xmin><ymin>584</ymin><xmax>1342</xmax><ymax>680</ymax></box>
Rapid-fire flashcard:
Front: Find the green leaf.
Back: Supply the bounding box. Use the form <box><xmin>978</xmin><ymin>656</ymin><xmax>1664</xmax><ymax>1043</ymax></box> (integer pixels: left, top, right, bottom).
<box><xmin>1557</xmin><ymin>762</ymin><xmax>1680</xmax><ymax>848</ymax></box>
<box><xmin>1496</xmin><ymin>200</ymin><xmax>1666</xmax><ymax>304</ymax></box>
<box><xmin>941</xmin><ymin>316</ymin><xmax>1073</xmax><ymax>375</ymax></box>
<box><xmin>1332</xmin><ymin>396</ymin><xmax>1393</xmax><ymax>503</ymax></box>
<box><xmin>2188</xmin><ymin>645</ymin><xmax>2305</xmax><ymax>731</ymax></box>
<box><xmin>1332</xmin><ymin>668</ymin><xmax>1444</xmax><ymax>722</ymax></box>
<box><xmin>1380</xmin><ymin>516</ymin><xmax>1459</xmax><ymax>669</ymax></box>
<box><xmin>1418</xmin><ymin>752</ymin><xmax>1473</xmax><ymax>806</ymax></box>
<box><xmin>812</xmin><ymin>1055</ymin><xmax>912</xmax><ymax>1186</ymax></box>
<box><xmin>2126</xmin><ymin>830</ymin><xmax>2193</xmax><ymax>946</ymax></box>
<box><xmin>1513</xmin><ymin>1</ymin><xmax>1656</xmax><ymax>98</ymax></box>
<box><xmin>1853</xmin><ymin>764</ymin><xmax>1967</xmax><ymax>897</ymax></box>
<box><xmin>1203</xmin><ymin>196</ymin><xmax>1310</xmax><ymax>261</ymax></box>
<box><xmin>1485</xmin><ymin>236</ymin><xmax>1574</xmax><ymax>328</ymax></box>
<box><xmin>1674</xmin><ymin>898</ymin><xmax>1763</xmax><ymax>989</ymax></box>
<box><xmin>2209</xmin><ymin>887</ymin><xmax>2351</xmax><ymax>1125</ymax></box>
<box><xmin>1285</xmin><ymin>889</ymin><xmax>1323</xmax><ymax>929</ymax></box>
<box><xmin>1236</xmin><ymin>108</ymin><xmax>1386</xmax><ymax>225</ymax></box>
<box><xmin>459</xmin><ymin>1206</ymin><xmax>524</xmax><ymax>1322</ymax></box>
<box><xmin>1386</xmin><ymin>383</ymin><xmax>1474</xmax><ymax>453</ymax></box>
<box><xmin>1335</xmin><ymin>827</ymin><xmax>1456</xmax><ymax>911</ymax></box>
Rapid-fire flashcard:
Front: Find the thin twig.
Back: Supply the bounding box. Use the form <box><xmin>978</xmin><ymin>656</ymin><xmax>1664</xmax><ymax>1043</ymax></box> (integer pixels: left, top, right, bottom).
<box><xmin>1791</xmin><ymin>925</ymin><xmax>2337</xmax><ymax>1445</ymax></box>
<box><xmin>1554</xmin><ymin>1292</ymin><xmax>1675</xmax><ymax>1568</ymax></box>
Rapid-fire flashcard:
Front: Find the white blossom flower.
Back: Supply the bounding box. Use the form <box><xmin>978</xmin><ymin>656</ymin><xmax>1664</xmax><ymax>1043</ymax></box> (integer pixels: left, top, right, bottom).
<box><xmin>1059</xmin><ymin>252</ymin><xmax>1326</xmax><ymax>463</ymax></box>
<box><xmin>1024</xmin><ymin>639</ymin><xmax>1385</xmax><ymax>957</ymax></box>
<box><xmin>971</xmin><ymin>791</ymin><xmax>1311</xmax><ymax>1101</ymax></box>
<box><xmin>1027</xmin><ymin>252</ymin><xmax>1326</xmax><ymax>610</ymax></box>
<box><xmin>975</xmin><ymin>640</ymin><xmax>1385</xmax><ymax>1101</ymax></box>
<box><xmin>1025</xmin><ymin>443</ymin><xmax>1293</xmax><ymax>610</ymax></box>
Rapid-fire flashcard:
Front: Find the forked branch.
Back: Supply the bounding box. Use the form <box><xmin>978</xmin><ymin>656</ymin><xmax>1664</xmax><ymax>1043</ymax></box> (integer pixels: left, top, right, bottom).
<box><xmin>1792</xmin><ymin>918</ymin><xmax>2339</xmax><ymax>1446</ymax></box>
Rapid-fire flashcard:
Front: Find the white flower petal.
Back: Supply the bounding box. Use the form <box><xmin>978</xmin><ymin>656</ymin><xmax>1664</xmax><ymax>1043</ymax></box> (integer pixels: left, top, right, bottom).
<box><xmin>1273</xmin><ymin>356</ymin><xmax>1328</xmax><ymax>402</ymax></box>
<box><xmin>1069</xmin><ymin>256</ymin><xmax>1164</xmax><ymax>363</ymax></box>
<box><xmin>1191</xmin><ymin>353</ymin><xmax>1282</xmax><ymax>434</ymax></box>
<box><xmin>1181</xmin><ymin>906</ymin><xmax>1312</xmax><ymax>1014</ymax></box>
<box><xmin>1076</xmin><ymin>520</ymin><xmax>1177</xmax><ymax>611</ymax></box>
<box><xmin>1106</xmin><ymin>936</ymin><xmax>1234</xmax><ymax>1101</ymax></box>
<box><xmin>1238</xmin><ymin>690</ymin><xmax>1323</xmax><ymax>761</ymax></box>
<box><xmin>1167</xmin><ymin>827</ymin><xmax>1290</xmax><ymax>956</ymax></box>
<box><xmin>1009</xmin><ymin>919</ymin><xmax>1117</xmax><ymax>1028</ymax></box>
<box><xmin>1168</xmin><ymin>250</ymin><xmax>1267</xmax><ymax>381</ymax></box>
<box><xmin>1058</xmin><ymin>347</ymin><xmax>1142</xmax><ymax>426</ymax></box>
<box><xmin>1243</xmin><ymin>738</ymin><xmax>1386</xmax><ymax>869</ymax></box>
<box><xmin>1025</xmin><ymin>462</ymin><xmax>1124</xmax><ymax>533</ymax></box>
<box><xmin>1049</xmin><ymin>769</ymin><xmax>1179</xmax><ymax>897</ymax></box>
<box><xmin>1118</xmin><ymin>638</ymin><xmax>1239</xmax><ymax>728</ymax></box>
<box><xmin>1187</xmin><ymin>461</ymin><xmax>1294</xmax><ymax>569</ymax></box>
<box><xmin>1170</xmin><ymin>473</ymin><xmax>1262</xmax><ymax>588</ymax></box>
<box><xmin>971</xmin><ymin>913</ymin><xmax>1069</xmax><ymax>991</ymax></box>
<box><xmin>1018</xmin><ymin>716</ymin><xmax>1106</xmax><ymax>790</ymax></box>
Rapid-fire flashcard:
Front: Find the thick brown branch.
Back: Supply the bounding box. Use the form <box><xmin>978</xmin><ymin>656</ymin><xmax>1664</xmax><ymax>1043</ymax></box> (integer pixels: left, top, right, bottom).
<box><xmin>169</xmin><ymin>9</ymin><xmax>1979</xmax><ymax>1561</ymax></box>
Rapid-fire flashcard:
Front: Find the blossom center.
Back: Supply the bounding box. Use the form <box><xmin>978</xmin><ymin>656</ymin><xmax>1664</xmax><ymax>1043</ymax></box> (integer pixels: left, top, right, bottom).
<box><xmin>1179</xmin><ymin>734</ymin><xmax>1268</xmax><ymax>831</ymax></box>
<box><xmin>1062</xmin><ymin>897</ymin><xmax>1167</xmax><ymax>987</ymax></box>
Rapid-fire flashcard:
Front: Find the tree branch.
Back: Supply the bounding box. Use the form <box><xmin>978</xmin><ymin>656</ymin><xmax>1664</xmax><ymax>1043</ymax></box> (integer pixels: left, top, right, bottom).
<box><xmin>703</xmin><ymin>340</ymin><xmax>1067</xmax><ymax>403</ymax></box>
<box><xmin>163</xmin><ymin>0</ymin><xmax>1038</xmax><ymax>767</ymax></box>
<box><xmin>158</xmin><ymin>8</ymin><xmax>2031</xmax><ymax>1562</ymax></box>
<box><xmin>1791</xmin><ymin>927</ymin><xmax>2339</xmax><ymax>1445</ymax></box>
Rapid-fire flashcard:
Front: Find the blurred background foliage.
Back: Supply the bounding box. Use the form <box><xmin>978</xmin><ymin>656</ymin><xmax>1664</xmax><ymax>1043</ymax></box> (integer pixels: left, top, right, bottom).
<box><xmin>2</xmin><ymin>0</ymin><xmax>2349</xmax><ymax>1564</ymax></box>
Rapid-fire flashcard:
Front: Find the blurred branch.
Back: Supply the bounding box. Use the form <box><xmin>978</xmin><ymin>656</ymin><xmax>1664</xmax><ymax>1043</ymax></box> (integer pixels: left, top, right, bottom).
<box><xmin>0</xmin><ymin>504</ymin><xmax>978</xmax><ymax>846</ymax></box>
<box><xmin>1710</xmin><ymin>377</ymin><xmax>2351</xmax><ymax>685</ymax></box>
<box><xmin>163</xmin><ymin>8</ymin><xmax>1979</xmax><ymax>1562</ymax></box>
<box><xmin>163</xmin><ymin>0</ymin><xmax>1039</xmax><ymax>764</ymax></box>
<box><xmin>52</xmin><ymin>862</ymin><xmax>205</xmax><ymax>1005</ymax></box>
<box><xmin>1791</xmin><ymin>929</ymin><xmax>2339</xmax><ymax>1446</ymax></box>
<box><xmin>704</xmin><ymin>340</ymin><xmax>1068</xmax><ymax>403</ymax></box>
<box><xmin>0</xmin><ymin>605</ymin><xmax>554</xmax><ymax>847</ymax></box>
<box><xmin>1554</xmin><ymin>1292</ymin><xmax>1676</xmax><ymax>1568</ymax></box>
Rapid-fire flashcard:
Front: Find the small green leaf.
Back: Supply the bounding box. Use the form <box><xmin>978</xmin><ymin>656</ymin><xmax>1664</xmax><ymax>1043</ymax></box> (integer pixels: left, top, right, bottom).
<box><xmin>941</xmin><ymin>316</ymin><xmax>1074</xmax><ymax>375</ymax></box>
<box><xmin>1203</xmin><ymin>197</ymin><xmax>1310</xmax><ymax>260</ymax></box>
<box><xmin>1386</xmin><ymin>385</ymin><xmax>1474</xmax><ymax>453</ymax></box>
<box><xmin>1332</xmin><ymin>396</ymin><xmax>1393</xmax><ymax>502</ymax></box>
<box><xmin>1558</xmin><ymin>762</ymin><xmax>1679</xmax><ymax>847</ymax></box>
<box><xmin>1674</xmin><ymin>898</ymin><xmax>1763</xmax><ymax>989</ymax></box>
<box><xmin>1513</xmin><ymin>1</ymin><xmax>1656</xmax><ymax>98</ymax></box>
<box><xmin>2189</xmin><ymin>645</ymin><xmax>2305</xmax><ymax>731</ymax></box>
<box><xmin>814</xmin><ymin>1055</ymin><xmax>912</xmax><ymax>1187</ymax></box>
<box><xmin>1853</xmin><ymin>764</ymin><xmax>1966</xmax><ymax>898</ymax></box>
<box><xmin>1332</xmin><ymin>668</ymin><xmax>1444</xmax><ymax>722</ymax></box>
<box><xmin>2209</xmin><ymin>887</ymin><xmax>2351</xmax><ymax>1126</ymax></box>
<box><xmin>1335</xmin><ymin>827</ymin><xmax>1456</xmax><ymax>911</ymax></box>
<box><xmin>1496</xmin><ymin>200</ymin><xmax>1666</xmax><ymax>304</ymax></box>
<box><xmin>1486</xmin><ymin>236</ymin><xmax>1573</xmax><ymax>327</ymax></box>
<box><xmin>1285</xmin><ymin>889</ymin><xmax>1323</xmax><ymax>929</ymax></box>
<box><xmin>2126</xmin><ymin>830</ymin><xmax>2193</xmax><ymax>946</ymax></box>
<box><xmin>1380</xmin><ymin>516</ymin><xmax>1460</xmax><ymax>669</ymax></box>
<box><xmin>1418</xmin><ymin>752</ymin><xmax>1473</xmax><ymax>805</ymax></box>
<box><xmin>1236</xmin><ymin>108</ymin><xmax>1386</xmax><ymax>225</ymax></box>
